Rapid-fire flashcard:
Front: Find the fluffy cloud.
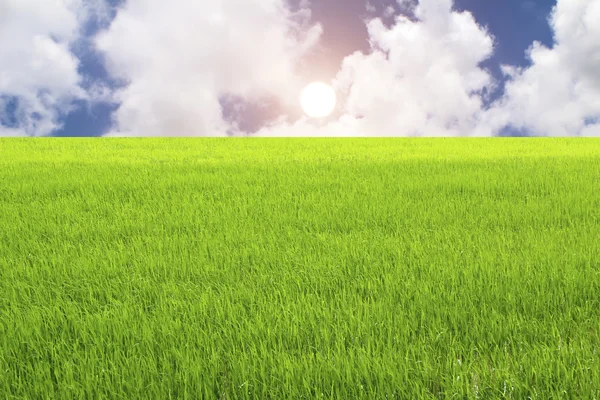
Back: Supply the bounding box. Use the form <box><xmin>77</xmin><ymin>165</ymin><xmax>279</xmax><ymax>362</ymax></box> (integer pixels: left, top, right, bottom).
<box><xmin>3</xmin><ymin>0</ymin><xmax>600</xmax><ymax>137</ymax></box>
<box><xmin>262</xmin><ymin>0</ymin><xmax>600</xmax><ymax>137</ymax></box>
<box><xmin>581</xmin><ymin>124</ymin><xmax>600</xmax><ymax>136</ymax></box>
<box><xmin>487</xmin><ymin>0</ymin><xmax>600</xmax><ymax>136</ymax></box>
<box><xmin>259</xmin><ymin>0</ymin><xmax>496</xmax><ymax>136</ymax></box>
<box><xmin>96</xmin><ymin>0</ymin><xmax>322</xmax><ymax>136</ymax></box>
<box><xmin>0</xmin><ymin>0</ymin><xmax>89</xmax><ymax>136</ymax></box>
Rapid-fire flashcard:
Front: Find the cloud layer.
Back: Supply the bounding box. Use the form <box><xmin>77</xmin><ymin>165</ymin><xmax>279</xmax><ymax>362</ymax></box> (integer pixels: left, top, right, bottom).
<box><xmin>260</xmin><ymin>0</ymin><xmax>600</xmax><ymax>136</ymax></box>
<box><xmin>96</xmin><ymin>0</ymin><xmax>322</xmax><ymax>136</ymax></box>
<box><xmin>0</xmin><ymin>0</ymin><xmax>87</xmax><ymax>136</ymax></box>
<box><xmin>329</xmin><ymin>0</ymin><xmax>496</xmax><ymax>136</ymax></box>
<box><xmin>488</xmin><ymin>0</ymin><xmax>600</xmax><ymax>136</ymax></box>
<box><xmin>1</xmin><ymin>0</ymin><xmax>599</xmax><ymax>136</ymax></box>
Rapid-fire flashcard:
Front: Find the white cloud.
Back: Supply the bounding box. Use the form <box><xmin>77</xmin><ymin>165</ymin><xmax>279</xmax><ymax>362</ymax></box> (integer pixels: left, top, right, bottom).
<box><xmin>366</xmin><ymin>2</ymin><xmax>377</xmax><ymax>14</ymax></box>
<box><xmin>0</xmin><ymin>124</ymin><xmax>24</xmax><ymax>137</ymax></box>
<box><xmin>487</xmin><ymin>0</ymin><xmax>600</xmax><ymax>136</ymax></box>
<box><xmin>96</xmin><ymin>0</ymin><xmax>322</xmax><ymax>136</ymax></box>
<box><xmin>262</xmin><ymin>0</ymin><xmax>600</xmax><ymax>137</ymax></box>
<box><xmin>384</xmin><ymin>5</ymin><xmax>397</xmax><ymax>19</ymax></box>
<box><xmin>0</xmin><ymin>0</ymin><xmax>89</xmax><ymax>136</ymax></box>
<box><xmin>255</xmin><ymin>114</ymin><xmax>363</xmax><ymax>137</ymax></box>
<box><xmin>260</xmin><ymin>0</ymin><xmax>497</xmax><ymax>136</ymax></box>
<box><xmin>581</xmin><ymin>123</ymin><xmax>600</xmax><ymax>137</ymax></box>
<box><xmin>3</xmin><ymin>0</ymin><xmax>599</xmax><ymax>137</ymax></box>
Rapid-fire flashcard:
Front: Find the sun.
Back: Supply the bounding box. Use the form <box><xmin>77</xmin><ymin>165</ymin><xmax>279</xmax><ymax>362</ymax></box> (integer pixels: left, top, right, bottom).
<box><xmin>300</xmin><ymin>82</ymin><xmax>337</xmax><ymax>118</ymax></box>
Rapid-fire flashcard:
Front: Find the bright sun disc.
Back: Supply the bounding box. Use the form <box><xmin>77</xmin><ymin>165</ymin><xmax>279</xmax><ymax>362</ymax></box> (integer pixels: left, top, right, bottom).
<box><xmin>300</xmin><ymin>82</ymin><xmax>336</xmax><ymax>118</ymax></box>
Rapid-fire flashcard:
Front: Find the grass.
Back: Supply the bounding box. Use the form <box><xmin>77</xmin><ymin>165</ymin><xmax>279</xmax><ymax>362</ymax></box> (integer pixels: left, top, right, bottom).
<box><xmin>0</xmin><ymin>138</ymin><xmax>599</xmax><ymax>399</ymax></box>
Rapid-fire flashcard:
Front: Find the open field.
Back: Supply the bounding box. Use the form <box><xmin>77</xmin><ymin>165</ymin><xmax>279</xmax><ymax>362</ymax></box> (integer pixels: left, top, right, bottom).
<box><xmin>1</xmin><ymin>138</ymin><xmax>600</xmax><ymax>399</ymax></box>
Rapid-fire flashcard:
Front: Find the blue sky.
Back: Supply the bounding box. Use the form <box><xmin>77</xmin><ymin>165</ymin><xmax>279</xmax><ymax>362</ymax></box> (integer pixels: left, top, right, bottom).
<box><xmin>1</xmin><ymin>0</ymin><xmax>599</xmax><ymax>137</ymax></box>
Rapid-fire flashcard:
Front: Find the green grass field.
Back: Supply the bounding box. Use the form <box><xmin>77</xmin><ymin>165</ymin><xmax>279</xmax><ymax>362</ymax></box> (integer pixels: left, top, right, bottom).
<box><xmin>1</xmin><ymin>138</ymin><xmax>599</xmax><ymax>399</ymax></box>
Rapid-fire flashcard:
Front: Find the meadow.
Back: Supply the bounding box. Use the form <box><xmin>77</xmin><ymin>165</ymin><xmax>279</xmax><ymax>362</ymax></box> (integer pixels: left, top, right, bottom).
<box><xmin>0</xmin><ymin>138</ymin><xmax>599</xmax><ymax>399</ymax></box>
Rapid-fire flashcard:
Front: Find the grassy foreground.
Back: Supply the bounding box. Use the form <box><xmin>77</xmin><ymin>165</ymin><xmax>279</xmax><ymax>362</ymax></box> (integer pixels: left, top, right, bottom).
<box><xmin>1</xmin><ymin>138</ymin><xmax>599</xmax><ymax>399</ymax></box>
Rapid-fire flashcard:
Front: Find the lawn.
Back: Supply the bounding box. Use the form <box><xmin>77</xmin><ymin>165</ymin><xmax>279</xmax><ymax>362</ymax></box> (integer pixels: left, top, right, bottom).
<box><xmin>1</xmin><ymin>138</ymin><xmax>599</xmax><ymax>399</ymax></box>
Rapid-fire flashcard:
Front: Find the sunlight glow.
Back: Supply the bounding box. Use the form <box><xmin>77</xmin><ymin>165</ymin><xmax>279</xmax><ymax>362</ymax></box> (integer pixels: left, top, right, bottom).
<box><xmin>300</xmin><ymin>82</ymin><xmax>337</xmax><ymax>118</ymax></box>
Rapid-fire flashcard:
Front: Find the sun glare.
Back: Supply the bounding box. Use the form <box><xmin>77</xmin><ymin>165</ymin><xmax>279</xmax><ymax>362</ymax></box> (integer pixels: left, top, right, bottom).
<box><xmin>300</xmin><ymin>82</ymin><xmax>337</xmax><ymax>118</ymax></box>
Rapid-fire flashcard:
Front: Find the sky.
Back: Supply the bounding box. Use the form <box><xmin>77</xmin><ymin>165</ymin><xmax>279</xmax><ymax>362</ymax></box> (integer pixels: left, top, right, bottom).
<box><xmin>1</xmin><ymin>0</ymin><xmax>599</xmax><ymax>137</ymax></box>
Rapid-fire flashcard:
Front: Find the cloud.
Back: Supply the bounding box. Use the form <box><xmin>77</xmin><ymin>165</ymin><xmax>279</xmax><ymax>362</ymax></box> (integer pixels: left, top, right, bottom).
<box><xmin>262</xmin><ymin>0</ymin><xmax>600</xmax><ymax>137</ymax></box>
<box><xmin>483</xmin><ymin>0</ymin><xmax>600</xmax><ymax>136</ymax></box>
<box><xmin>3</xmin><ymin>0</ymin><xmax>599</xmax><ymax>137</ymax></box>
<box><xmin>260</xmin><ymin>0</ymin><xmax>497</xmax><ymax>136</ymax></box>
<box><xmin>96</xmin><ymin>0</ymin><xmax>322</xmax><ymax>136</ymax></box>
<box><xmin>581</xmin><ymin>124</ymin><xmax>600</xmax><ymax>137</ymax></box>
<box><xmin>0</xmin><ymin>126</ymin><xmax>26</xmax><ymax>136</ymax></box>
<box><xmin>0</xmin><ymin>0</ymin><xmax>91</xmax><ymax>136</ymax></box>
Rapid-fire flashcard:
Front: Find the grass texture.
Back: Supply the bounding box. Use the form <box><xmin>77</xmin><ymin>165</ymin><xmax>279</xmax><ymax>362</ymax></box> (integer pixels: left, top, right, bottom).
<box><xmin>1</xmin><ymin>138</ymin><xmax>599</xmax><ymax>399</ymax></box>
